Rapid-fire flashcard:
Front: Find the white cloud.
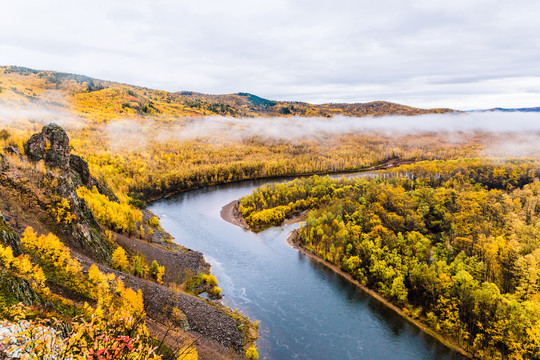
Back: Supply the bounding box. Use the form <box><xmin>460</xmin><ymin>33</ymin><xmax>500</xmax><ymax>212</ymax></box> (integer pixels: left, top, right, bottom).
<box><xmin>127</xmin><ymin>111</ymin><xmax>540</xmax><ymax>143</ymax></box>
<box><xmin>1</xmin><ymin>0</ymin><xmax>539</xmax><ymax>110</ymax></box>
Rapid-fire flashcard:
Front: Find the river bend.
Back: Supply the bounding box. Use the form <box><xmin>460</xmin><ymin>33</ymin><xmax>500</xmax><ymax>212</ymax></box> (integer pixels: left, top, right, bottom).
<box><xmin>149</xmin><ymin>179</ymin><xmax>467</xmax><ymax>360</ymax></box>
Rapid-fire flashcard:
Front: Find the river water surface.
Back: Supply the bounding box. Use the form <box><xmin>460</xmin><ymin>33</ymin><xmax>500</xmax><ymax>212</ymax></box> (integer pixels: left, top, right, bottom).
<box><xmin>149</xmin><ymin>179</ymin><xmax>467</xmax><ymax>360</ymax></box>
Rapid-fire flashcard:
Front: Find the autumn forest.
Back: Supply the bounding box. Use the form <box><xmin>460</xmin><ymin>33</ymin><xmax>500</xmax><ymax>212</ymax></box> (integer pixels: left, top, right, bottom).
<box><xmin>1</xmin><ymin>66</ymin><xmax>540</xmax><ymax>359</ymax></box>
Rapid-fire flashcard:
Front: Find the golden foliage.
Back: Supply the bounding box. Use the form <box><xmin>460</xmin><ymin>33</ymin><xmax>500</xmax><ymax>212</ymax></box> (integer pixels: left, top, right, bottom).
<box><xmin>241</xmin><ymin>159</ymin><xmax>540</xmax><ymax>359</ymax></box>
<box><xmin>49</xmin><ymin>197</ymin><xmax>77</xmax><ymax>225</ymax></box>
<box><xmin>0</xmin><ymin>244</ymin><xmax>14</xmax><ymax>268</ymax></box>
<box><xmin>246</xmin><ymin>345</ymin><xmax>259</xmax><ymax>360</ymax></box>
<box><xmin>0</xmin><ymin>65</ymin><xmax>469</xmax><ymax>206</ymax></box>
<box><xmin>77</xmin><ymin>186</ymin><xmax>143</xmax><ymax>236</ymax></box>
<box><xmin>20</xmin><ymin>227</ymin><xmax>85</xmax><ymax>292</ymax></box>
<box><xmin>0</xmin><ymin>243</ymin><xmax>48</xmax><ymax>292</ymax></box>
<box><xmin>177</xmin><ymin>340</ymin><xmax>198</xmax><ymax>360</ymax></box>
<box><xmin>1</xmin><ymin>304</ymin><xmax>161</xmax><ymax>360</ymax></box>
<box><xmin>150</xmin><ymin>260</ymin><xmax>165</xmax><ymax>285</ymax></box>
<box><xmin>112</xmin><ymin>247</ymin><xmax>131</xmax><ymax>273</ymax></box>
<box><xmin>148</xmin><ymin>216</ymin><xmax>160</xmax><ymax>229</ymax></box>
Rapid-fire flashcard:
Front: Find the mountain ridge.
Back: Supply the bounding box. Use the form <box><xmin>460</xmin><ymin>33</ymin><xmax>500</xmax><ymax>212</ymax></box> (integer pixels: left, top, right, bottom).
<box><xmin>468</xmin><ymin>106</ymin><xmax>540</xmax><ymax>113</ymax></box>
<box><xmin>0</xmin><ymin>65</ymin><xmax>454</xmax><ymax>120</ymax></box>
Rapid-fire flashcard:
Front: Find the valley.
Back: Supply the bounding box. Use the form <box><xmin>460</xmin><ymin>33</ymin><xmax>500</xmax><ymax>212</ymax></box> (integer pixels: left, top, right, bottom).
<box><xmin>1</xmin><ymin>66</ymin><xmax>539</xmax><ymax>359</ymax></box>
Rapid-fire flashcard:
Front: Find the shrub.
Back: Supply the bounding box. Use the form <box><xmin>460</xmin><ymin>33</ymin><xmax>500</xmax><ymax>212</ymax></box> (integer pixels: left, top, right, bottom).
<box><xmin>201</xmin><ymin>274</ymin><xmax>218</xmax><ymax>287</ymax></box>
<box><xmin>150</xmin><ymin>260</ymin><xmax>165</xmax><ymax>284</ymax></box>
<box><xmin>77</xmin><ymin>186</ymin><xmax>143</xmax><ymax>236</ymax></box>
<box><xmin>246</xmin><ymin>345</ymin><xmax>259</xmax><ymax>360</ymax></box>
<box><xmin>208</xmin><ymin>286</ymin><xmax>222</xmax><ymax>298</ymax></box>
<box><xmin>148</xmin><ymin>216</ymin><xmax>160</xmax><ymax>229</ymax></box>
<box><xmin>132</xmin><ymin>254</ymin><xmax>148</xmax><ymax>278</ymax></box>
<box><xmin>111</xmin><ymin>247</ymin><xmax>130</xmax><ymax>272</ymax></box>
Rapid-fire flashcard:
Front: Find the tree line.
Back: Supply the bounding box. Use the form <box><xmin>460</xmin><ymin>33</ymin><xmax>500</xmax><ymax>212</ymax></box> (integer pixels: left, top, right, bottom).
<box><xmin>239</xmin><ymin>159</ymin><xmax>540</xmax><ymax>359</ymax></box>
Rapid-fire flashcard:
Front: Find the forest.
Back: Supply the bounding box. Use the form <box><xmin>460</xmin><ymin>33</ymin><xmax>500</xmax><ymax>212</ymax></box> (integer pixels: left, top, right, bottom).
<box><xmin>0</xmin><ymin>67</ymin><xmax>269</xmax><ymax>359</ymax></box>
<box><xmin>0</xmin><ymin>66</ymin><xmax>465</xmax><ymax>205</ymax></box>
<box><xmin>239</xmin><ymin>159</ymin><xmax>540</xmax><ymax>359</ymax></box>
<box><xmin>1</xmin><ymin>66</ymin><xmax>539</xmax><ymax>359</ymax></box>
<box><xmin>0</xmin><ymin>225</ymin><xmax>192</xmax><ymax>359</ymax></box>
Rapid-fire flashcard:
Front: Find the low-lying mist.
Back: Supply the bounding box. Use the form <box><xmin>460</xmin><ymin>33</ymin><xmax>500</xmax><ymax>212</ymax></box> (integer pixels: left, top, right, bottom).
<box><xmin>103</xmin><ymin>111</ymin><xmax>540</xmax><ymax>158</ymax></box>
<box><xmin>2</xmin><ymin>99</ymin><xmax>539</xmax><ymax>159</ymax></box>
<box><xmin>0</xmin><ymin>99</ymin><xmax>83</xmax><ymax>131</ymax></box>
<box><xmin>158</xmin><ymin>111</ymin><xmax>540</xmax><ymax>141</ymax></box>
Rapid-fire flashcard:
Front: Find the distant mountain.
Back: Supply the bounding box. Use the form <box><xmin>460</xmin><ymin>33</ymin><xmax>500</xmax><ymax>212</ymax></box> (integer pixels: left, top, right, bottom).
<box><xmin>178</xmin><ymin>91</ymin><xmax>456</xmax><ymax>117</ymax></box>
<box><xmin>469</xmin><ymin>107</ymin><xmax>540</xmax><ymax>113</ymax></box>
<box><xmin>0</xmin><ymin>66</ymin><xmax>454</xmax><ymax>120</ymax></box>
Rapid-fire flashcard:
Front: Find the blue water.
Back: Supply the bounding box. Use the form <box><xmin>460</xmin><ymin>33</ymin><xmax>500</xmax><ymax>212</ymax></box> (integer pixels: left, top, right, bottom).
<box><xmin>149</xmin><ymin>180</ymin><xmax>467</xmax><ymax>360</ymax></box>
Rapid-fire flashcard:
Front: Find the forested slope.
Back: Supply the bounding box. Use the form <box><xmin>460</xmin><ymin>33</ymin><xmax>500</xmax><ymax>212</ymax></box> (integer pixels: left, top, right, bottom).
<box><xmin>239</xmin><ymin>159</ymin><xmax>540</xmax><ymax>359</ymax></box>
<box><xmin>0</xmin><ymin>124</ymin><xmax>257</xmax><ymax>360</ymax></box>
<box><xmin>0</xmin><ymin>66</ymin><xmax>453</xmax><ymax>120</ymax></box>
<box><xmin>1</xmin><ymin>65</ymin><xmax>536</xmax><ymax>359</ymax></box>
<box><xmin>0</xmin><ymin>65</ymin><xmax>468</xmax><ymax>204</ymax></box>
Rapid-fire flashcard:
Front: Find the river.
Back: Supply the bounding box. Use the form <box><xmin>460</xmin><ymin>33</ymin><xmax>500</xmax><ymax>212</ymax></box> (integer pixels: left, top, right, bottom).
<box><xmin>149</xmin><ymin>179</ymin><xmax>467</xmax><ymax>360</ymax></box>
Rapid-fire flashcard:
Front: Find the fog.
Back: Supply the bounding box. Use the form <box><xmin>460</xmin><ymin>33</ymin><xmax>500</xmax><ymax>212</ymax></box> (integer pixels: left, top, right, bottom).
<box><xmin>482</xmin><ymin>133</ymin><xmax>540</xmax><ymax>159</ymax></box>
<box><xmin>105</xmin><ymin>119</ymin><xmax>147</xmax><ymax>151</ymax></box>
<box><xmin>0</xmin><ymin>96</ymin><xmax>84</xmax><ymax>131</ymax></box>
<box><xmin>2</xmin><ymin>102</ymin><xmax>539</xmax><ymax>158</ymax></box>
<box><xmin>157</xmin><ymin>111</ymin><xmax>540</xmax><ymax>141</ymax></box>
<box><xmin>98</xmin><ymin>111</ymin><xmax>540</xmax><ymax>158</ymax></box>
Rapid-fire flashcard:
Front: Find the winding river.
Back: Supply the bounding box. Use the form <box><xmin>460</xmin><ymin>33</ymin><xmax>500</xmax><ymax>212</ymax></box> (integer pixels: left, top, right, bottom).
<box><xmin>149</xmin><ymin>179</ymin><xmax>467</xmax><ymax>360</ymax></box>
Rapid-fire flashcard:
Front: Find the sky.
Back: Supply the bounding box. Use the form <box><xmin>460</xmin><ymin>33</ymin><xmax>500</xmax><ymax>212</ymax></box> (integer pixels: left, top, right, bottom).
<box><xmin>1</xmin><ymin>0</ymin><xmax>539</xmax><ymax>110</ymax></box>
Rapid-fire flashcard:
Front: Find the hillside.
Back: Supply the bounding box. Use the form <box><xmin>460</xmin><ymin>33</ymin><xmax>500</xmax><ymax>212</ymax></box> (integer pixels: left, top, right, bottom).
<box><xmin>0</xmin><ymin>66</ymin><xmax>470</xmax><ymax>359</ymax></box>
<box><xmin>474</xmin><ymin>107</ymin><xmax>540</xmax><ymax>113</ymax></box>
<box><xmin>0</xmin><ymin>124</ymin><xmax>257</xmax><ymax>359</ymax></box>
<box><xmin>0</xmin><ymin>66</ymin><xmax>453</xmax><ymax>122</ymax></box>
<box><xmin>238</xmin><ymin>159</ymin><xmax>540</xmax><ymax>359</ymax></box>
<box><xmin>176</xmin><ymin>91</ymin><xmax>453</xmax><ymax>117</ymax></box>
<box><xmin>0</xmin><ymin>66</ymin><xmax>471</xmax><ymax>204</ymax></box>
<box><xmin>0</xmin><ymin>66</ymin><xmax>537</xmax><ymax>359</ymax></box>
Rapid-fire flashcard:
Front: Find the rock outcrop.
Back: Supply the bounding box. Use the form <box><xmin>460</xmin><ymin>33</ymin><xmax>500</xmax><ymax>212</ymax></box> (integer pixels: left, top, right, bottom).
<box><xmin>23</xmin><ymin>123</ymin><xmax>118</xmax><ymax>203</ymax></box>
<box><xmin>0</xmin><ymin>152</ymin><xmax>8</xmax><ymax>173</ymax></box>
<box><xmin>69</xmin><ymin>154</ymin><xmax>91</xmax><ymax>184</ymax></box>
<box><xmin>23</xmin><ymin>124</ymin><xmax>114</xmax><ymax>262</ymax></box>
<box><xmin>24</xmin><ymin>123</ymin><xmax>71</xmax><ymax>173</ymax></box>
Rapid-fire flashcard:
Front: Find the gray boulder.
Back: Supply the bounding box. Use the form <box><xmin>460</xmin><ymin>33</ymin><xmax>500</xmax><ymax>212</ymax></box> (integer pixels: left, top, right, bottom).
<box><xmin>24</xmin><ymin>123</ymin><xmax>71</xmax><ymax>173</ymax></box>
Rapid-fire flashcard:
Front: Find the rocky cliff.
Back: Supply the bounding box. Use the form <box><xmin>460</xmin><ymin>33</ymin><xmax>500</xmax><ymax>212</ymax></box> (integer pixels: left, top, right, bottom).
<box><xmin>0</xmin><ymin>124</ymin><xmax>257</xmax><ymax>359</ymax></box>
<box><xmin>22</xmin><ymin>123</ymin><xmax>114</xmax><ymax>262</ymax></box>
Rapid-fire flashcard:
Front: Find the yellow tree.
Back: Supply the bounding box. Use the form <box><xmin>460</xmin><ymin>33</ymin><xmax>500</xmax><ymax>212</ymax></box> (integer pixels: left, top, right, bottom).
<box><xmin>112</xmin><ymin>246</ymin><xmax>130</xmax><ymax>272</ymax></box>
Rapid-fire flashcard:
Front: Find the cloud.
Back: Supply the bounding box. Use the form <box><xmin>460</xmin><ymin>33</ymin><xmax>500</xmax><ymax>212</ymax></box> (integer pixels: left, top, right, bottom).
<box><xmin>1</xmin><ymin>0</ymin><xmax>539</xmax><ymax>109</ymax></box>
<box><xmin>104</xmin><ymin>119</ymin><xmax>148</xmax><ymax>152</ymax></box>
<box><xmin>159</xmin><ymin>112</ymin><xmax>540</xmax><ymax>142</ymax></box>
<box><xmin>0</xmin><ymin>92</ymin><xmax>84</xmax><ymax>130</ymax></box>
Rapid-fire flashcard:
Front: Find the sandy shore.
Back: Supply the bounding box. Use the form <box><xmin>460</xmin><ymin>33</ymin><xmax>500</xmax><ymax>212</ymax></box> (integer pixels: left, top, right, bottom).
<box><xmin>221</xmin><ymin>200</ymin><xmax>473</xmax><ymax>359</ymax></box>
<box><xmin>221</xmin><ymin>200</ymin><xmax>250</xmax><ymax>230</ymax></box>
<box><xmin>220</xmin><ymin>200</ymin><xmax>308</xmax><ymax>230</ymax></box>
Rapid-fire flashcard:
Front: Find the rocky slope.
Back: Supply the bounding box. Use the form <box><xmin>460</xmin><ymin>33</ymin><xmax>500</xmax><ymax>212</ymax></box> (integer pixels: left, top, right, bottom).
<box><xmin>21</xmin><ymin>123</ymin><xmax>114</xmax><ymax>261</ymax></box>
<box><xmin>0</xmin><ymin>124</ymin><xmax>257</xmax><ymax>359</ymax></box>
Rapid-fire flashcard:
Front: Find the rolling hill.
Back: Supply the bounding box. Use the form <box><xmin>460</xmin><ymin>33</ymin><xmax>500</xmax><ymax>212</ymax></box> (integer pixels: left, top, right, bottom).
<box><xmin>0</xmin><ymin>65</ymin><xmax>454</xmax><ymax>122</ymax></box>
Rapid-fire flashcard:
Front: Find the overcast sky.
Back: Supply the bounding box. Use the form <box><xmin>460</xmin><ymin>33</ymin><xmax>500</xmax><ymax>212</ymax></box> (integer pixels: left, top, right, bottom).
<box><xmin>1</xmin><ymin>0</ymin><xmax>539</xmax><ymax>110</ymax></box>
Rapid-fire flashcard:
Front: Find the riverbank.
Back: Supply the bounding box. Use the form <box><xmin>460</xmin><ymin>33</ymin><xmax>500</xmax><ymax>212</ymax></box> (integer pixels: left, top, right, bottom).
<box><xmin>222</xmin><ymin>201</ymin><xmax>473</xmax><ymax>359</ymax></box>
<box><xmin>146</xmin><ymin>156</ymin><xmax>416</xmax><ymax>203</ymax></box>
<box><xmin>221</xmin><ymin>200</ymin><xmax>250</xmax><ymax>230</ymax></box>
<box><xmin>221</xmin><ymin>200</ymin><xmax>308</xmax><ymax>230</ymax></box>
<box><xmin>285</xmin><ymin>231</ymin><xmax>473</xmax><ymax>359</ymax></box>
